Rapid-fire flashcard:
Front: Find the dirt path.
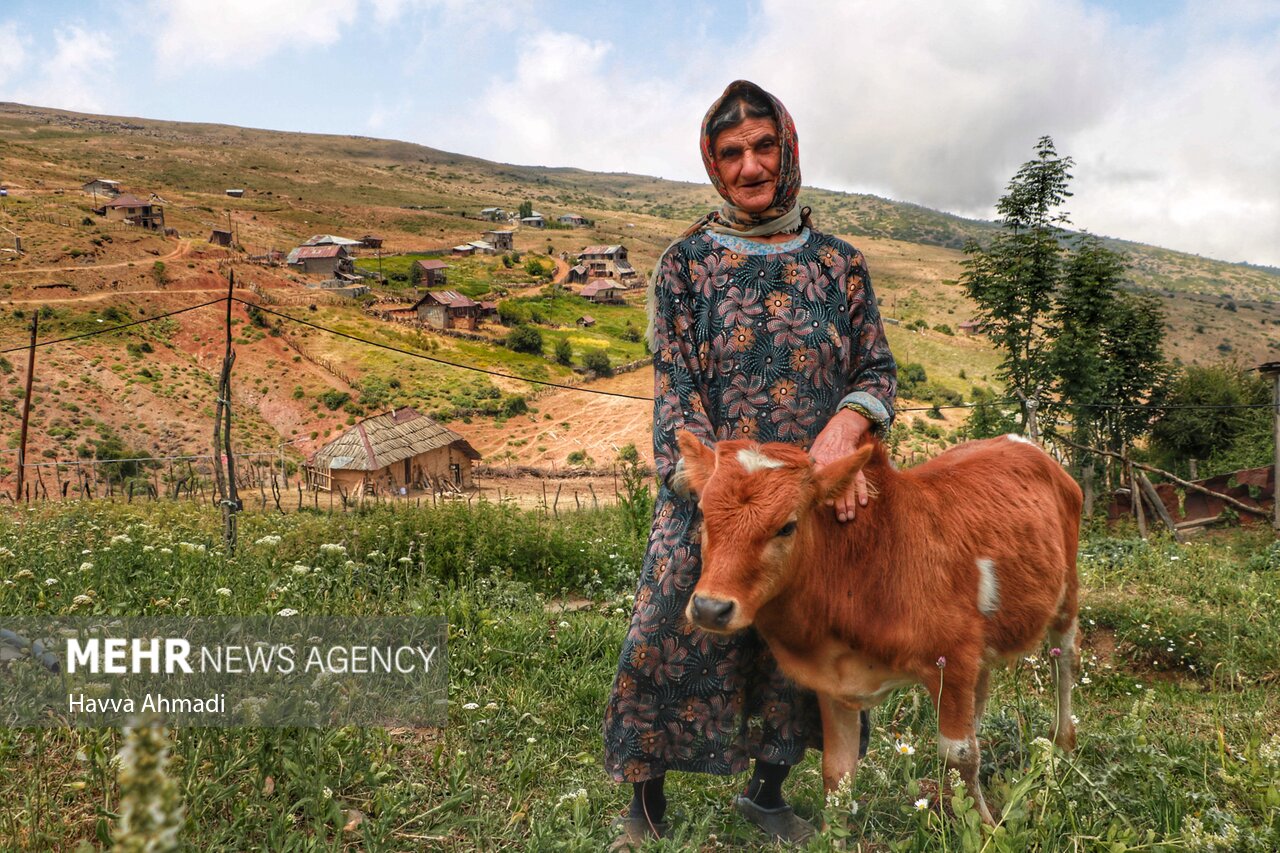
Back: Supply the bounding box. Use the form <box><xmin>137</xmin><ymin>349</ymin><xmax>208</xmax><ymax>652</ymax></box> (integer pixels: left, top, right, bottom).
<box><xmin>3</xmin><ymin>238</ymin><xmax>192</xmax><ymax>275</ymax></box>
<box><xmin>5</xmin><ymin>285</ymin><xmax>243</xmax><ymax>305</ymax></box>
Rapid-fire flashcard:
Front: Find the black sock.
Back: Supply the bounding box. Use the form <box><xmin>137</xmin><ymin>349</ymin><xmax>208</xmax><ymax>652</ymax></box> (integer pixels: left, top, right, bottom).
<box><xmin>629</xmin><ymin>776</ymin><xmax>666</xmax><ymax>824</ymax></box>
<box><xmin>744</xmin><ymin>760</ymin><xmax>790</xmax><ymax>810</ymax></box>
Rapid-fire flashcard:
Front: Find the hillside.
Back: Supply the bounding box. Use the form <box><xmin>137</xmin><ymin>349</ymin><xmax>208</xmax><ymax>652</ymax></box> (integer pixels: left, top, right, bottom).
<box><xmin>1</xmin><ymin>102</ymin><xmax>1276</xmax><ymax>489</ymax></box>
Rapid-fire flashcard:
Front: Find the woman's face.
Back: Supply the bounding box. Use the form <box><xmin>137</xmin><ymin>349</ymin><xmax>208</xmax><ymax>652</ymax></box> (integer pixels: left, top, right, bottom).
<box><xmin>713</xmin><ymin>116</ymin><xmax>781</xmax><ymax>214</ymax></box>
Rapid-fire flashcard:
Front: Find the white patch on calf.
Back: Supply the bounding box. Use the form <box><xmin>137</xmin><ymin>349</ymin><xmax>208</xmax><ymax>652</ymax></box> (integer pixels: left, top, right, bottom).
<box><xmin>1005</xmin><ymin>433</ymin><xmax>1036</xmax><ymax>445</ymax></box>
<box><xmin>976</xmin><ymin>557</ymin><xmax>1000</xmax><ymax>617</ymax></box>
<box><xmin>736</xmin><ymin>447</ymin><xmax>785</xmax><ymax>473</ymax></box>
<box><xmin>938</xmin><ymin>734</ymin><xmax>973</xmax><ymax>763</ymax></box>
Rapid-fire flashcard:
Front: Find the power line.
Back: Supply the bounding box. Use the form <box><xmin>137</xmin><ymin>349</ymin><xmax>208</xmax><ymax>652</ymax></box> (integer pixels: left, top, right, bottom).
<box><xmin>233</xmin><ymin>297</ymin><xmax>655</xmax><ymax>401</ymax></box>
<box><xmin>0</xmin><ymin>298</ymin><xmax>224</xmax><ymax>354</ymax></box>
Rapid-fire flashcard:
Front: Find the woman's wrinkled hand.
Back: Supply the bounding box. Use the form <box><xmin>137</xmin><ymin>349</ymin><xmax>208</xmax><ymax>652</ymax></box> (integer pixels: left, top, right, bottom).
<box><xmin>810</xmin><ymin>408</ymin><xmax>871</xmax><ymax>523</ymax></box>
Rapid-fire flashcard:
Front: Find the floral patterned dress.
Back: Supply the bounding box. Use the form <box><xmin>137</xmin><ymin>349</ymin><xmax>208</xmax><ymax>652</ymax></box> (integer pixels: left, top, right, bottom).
<box><xmin>603</xmin><ymin>225</ymin><xmax>898</xmax><ymax>783</ymax></box>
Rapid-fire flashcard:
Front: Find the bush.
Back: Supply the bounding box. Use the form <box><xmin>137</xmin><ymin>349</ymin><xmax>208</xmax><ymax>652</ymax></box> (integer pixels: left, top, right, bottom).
<box><xmin>554</xmin><ymin>337</ymin><xmax>573</xmax><ymax>366</ymax></box>
<box><xmin>505</xmin><ymin>325</ymin><xmax>543</xmax><ymax>355</ymax></box>
<box><xmin>933</xmin><ymin>323</ymin><xmax>954</xmax><ymax>335</ymax></box>
<box><xmin>498</xmin><ymin>301</ymin><xmax>531</xmax><ymax>327</ymax></box>
<box><xmin>583</xmin><ymin>349</ymin><xmax>612</xmax><ymax>377</ymax></box>
<box><xmin>898</xmin><ymin>362</ymin><xmax>928</xmax><ymax>397</ymax></box>
<box><xmin>620</xmin><ymin>321</ymin><xmax>641</xmax><ymax>343</ymax></box>
<box><xmin>320</xmin><ymin>390</ymin><xmax>350</xmax><ymax>410</ymax></box>
<box><xmin>566</xmin><ymin>449</ymin><xmax>594</xmax><ymax>467</ymax></box>
<box><xmin>502</xmin><ymin>395</ymin><xmax>529</xmax><ymax>417</ymax></box>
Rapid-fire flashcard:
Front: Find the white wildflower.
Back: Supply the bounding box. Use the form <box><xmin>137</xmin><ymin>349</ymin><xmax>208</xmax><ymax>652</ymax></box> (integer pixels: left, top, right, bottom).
<box><xmin>79</xmin><ymin>562</ymin><xmax>94</xmax><ymax>572</ymax></box>
<box><xmin>291</xmin><ymin>565</ymin><xmax>310</xmax><ymax>576</ymax></box>
<box><xmin>318</xmin><ymin>543</ymin><xmax>345</xmax><ymax>556</ymax></box>
<box><xmin>159</xmin><ymin>548</ymin><xmax>172</xmax><ymax>555</ymax></box>
<box><xmin>276</xmin><ymin>608</ymin><xmax>298</xmax><ymax>617</ymax></box>
<box><xmin>142</xmin><ymin>545</ymin><xmax>154</xmax><ymax>552</ymax></box>
<box><xmin>558</xmin><ymin>621</ymin><xmax>570</xmax><ymax>629</ymax></box>
<box><xmin>462</xmin><ymin>702</ymin><xmax>479</xmax><ymax>710</ymax></box>
<box><xmin>44</xmin><ymin>577</ymin><xmax>57</xmax><ymax>586</ymax></box>
<box><xmin>111</xmin><ymin>534</ymin><xmax>132</xmax><ymax>545</ymax></box>
<box><xmin>914</xmin><ymin>798</ymin><xmax>929</xmax><ymax>811</ymax></box>
<box><xmin>527</xmin><ymin>736</ymin><xmax>537</xmax><ymax>743</ymax></box>
<box><xmin>255</xmin><ymin>535</ymin><xmax>282</xmax><ymax>547</ymax></box>
<box><xmin>322</xmin><ymin>786</ymin><xmax>333</xmax><ymax>800</ymax></box>
<box><xmin>485</xmin><ymin>702</ymin><xmax>498</xmax><ymax>710</ymax></box>
<box><xmin>215</xmin><ymin>587</ymin><xmax>231</xmax><ymax>597</ymax></box>
<box><xmin>14</xmin><ymin>569</ymin><xmax>34</xmax><ymax>580</ymax></box>
<box><xmin>895</xmin><ymin>739</ymin><xmax>915</xmax><ymax>756</ymax></box>
<box><xmin>72</xmin><ymin>594</ymin><xmax>95</xmax><ymax>608</ymax></box>
<box><xmin>398</xmin><ymin>556</ymin><xmax>412</xmax><ymax>565</ymax></box>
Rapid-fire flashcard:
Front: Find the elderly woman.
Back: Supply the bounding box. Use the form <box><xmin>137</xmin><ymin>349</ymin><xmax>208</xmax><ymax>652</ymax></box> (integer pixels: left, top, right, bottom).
<box><xmin>603</xmin><ymin>80</ymin><xmax>898</xmax><ymax>847</ymax></box>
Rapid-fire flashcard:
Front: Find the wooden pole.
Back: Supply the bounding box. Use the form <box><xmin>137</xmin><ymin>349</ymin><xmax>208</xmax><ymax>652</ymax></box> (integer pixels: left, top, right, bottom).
<box><xmin>1261</xmin><ymin>363</ymin><xmax>1280</xmax><ymax>533</ymax></box>
<box><xmin>15</xmin><ymin>312</ymin><xmax>37</xmax><ymax>501</ymax></box>
<box><xmin>213</xmin><ymin>271</ymin><xmax>241</xmax><ymax>554</ymax></box>
<box><xmin>1128</xmin><ymin>455</ymin><xmax>1147</xmax><ymax>539</ymax></box>
<box><xmin>1137</xmin><ymin>473</ymin><xmax>1183</xmax><ymax>541</ymax></box>
<box><xmin>1058</xmin><ymin>435</ymin><xmax>1270</xmax><ymax>519</ymax></box>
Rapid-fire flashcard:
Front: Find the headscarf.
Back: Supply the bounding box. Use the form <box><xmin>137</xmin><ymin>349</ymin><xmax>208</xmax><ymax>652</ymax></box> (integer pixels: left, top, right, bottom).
<box><xmin>646</xmin><ymin>80</ymin><xmax>810</xmax><ymax>346</ymax></box>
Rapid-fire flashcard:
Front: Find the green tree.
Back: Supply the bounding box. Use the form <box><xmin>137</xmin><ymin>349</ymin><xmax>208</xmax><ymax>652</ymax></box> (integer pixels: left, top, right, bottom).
<box><xmin>1150</xmin><ymin>363</ymin><xmax>1271</xmax><ymax>478</ymax></box>
<box><xmin>518</xmin><ymin>200</ymin><xmax>533</xmax><ymax>219</ymax></box>
<box><xmin>554</xmin><ymin>337</ymin><xmax>573</xmax><ymax>366</ymax></box>
<box><xmin>505</xmin><ymin>324</ymin><xmax>543</xmax><ymax>355</ymax></box>
<box><xmin>410</xmin><ymin>260</ymin><xmax>423</xmax><ymax>286</ymax></box>
<box><xmin>583</xmin><ymin>349</ymin><xmax>612</xmax><ymax>377</ymax></box>
<box><xmin>961</xmin><ymin>136</ymin><xmax>1073</xmax><ymax>425</ymax></box>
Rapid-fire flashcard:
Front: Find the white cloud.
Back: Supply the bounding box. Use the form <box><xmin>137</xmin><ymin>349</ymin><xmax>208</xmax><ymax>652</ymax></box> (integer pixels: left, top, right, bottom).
<box><xmin>0</xmin><ymin>22</ymin><xmax>26</xmax><ymax>86</ymax></box>
<box><xmin>151</xmin><ymin>0</ymin><xmax>363</xmax><ymax>69</ymax></box>
<box><xmin>433</xmin><ymin>29</ymin><xmax>709</xmax><ymax>181</ymax></box>
<box><xmin>11</xmin><ymin>26</ymin><xmax>115</xmax><ymax>112</ymax></box>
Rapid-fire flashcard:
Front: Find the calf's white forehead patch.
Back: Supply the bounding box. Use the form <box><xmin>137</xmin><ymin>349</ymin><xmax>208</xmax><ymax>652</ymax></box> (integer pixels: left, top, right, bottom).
<box><xmin>976</xmin><ymin>557</ymin><xmax>1000</xmax><ymax>616</ymax></box>
<box><xmin>1005</xmin><ymin>433</ymin><xmax>1036</xmax><ymax>445</ymax></box>
<box><xmin>736</xmin><ymin>447</ymin><xmax>785</xmax><ymax>473</ymax></box>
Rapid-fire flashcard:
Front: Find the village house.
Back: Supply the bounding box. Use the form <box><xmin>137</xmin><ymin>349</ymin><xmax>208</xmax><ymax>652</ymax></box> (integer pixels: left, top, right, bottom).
<box><xmin>412</xmin><ymin>289</ymin><xmax>481</xmax><ymax>330</ymax></box>
<box><xmin>451</xmin><ymin>244</ymin><xmax>476</xmax><ymax>257</ymax></box>
<box><xmin>286</xmin><ymin>244</ymin><xmax>354</xmax><ymax>275</ymax></box>
<box><xmin>958</xmin><ymin>320</ymin><xmax>992</xmax><ymax>336</ymax></box>
<box><xmin>100</xmin><ymin>194</ymin><xmax>165</xmax><ymax>230</ymax></box>
<box><xmin>479</xmin><ymin>300</ymin><xmax>498</xmax><ymax>318</ymax></box>
<box><xmin>414</xmin><ymin>259</ymin><xmax>449</xmax><ymax>288</ymax></box>
<box><xmin>225</xmin><ymin>188</ymin><xmax>245</xmax><ymax>198</ymax></box>
<box><xmin>559</xmin><ymin>213</ymin><xmax>589</xmax><ymax>226</ymax></box>
<box><xmin>576</xmin><ymin>314</ymin><xmax>597</xmax><ymax>327</ymax></box>
<box><xmin>208</xmin><ymin>229</ymin><xmax>233</xmax><ymax>247</ymax></box>
<box><xmin>566</xmin><ymin>263</ymin><xmax>589</xmax><ymax>284</ymax></box>
<box><xmin>360</xmin><ymin>235</ymin><xmax>384</xmax><ymax>249</ymax></box>
<box><xmin>580</xmin><ymin>279</ymin><xmax>626</xmax><ymax>305</ymax></box>
<box><xmin>520</xmin><ymin>213</ymin><xmax>546</xmax><ymax>228</ymax></box>
<box><xmin>82</xmin><ymin>178</ymin><xmax>121</xmax><ymax>198</ymax></box>
<box><xmin>483</xmin><ymin>230</ymin><xmax>514</xmax><ymax>251</ymax></box>
<box><xmin>577</xmin><ymin>245</ymin><xmax>637</xmax><ymax>282</ymax></box>
<box><xmin>480</xmin><ymin>207</ymin><xmax>506</xmax><ymax>221</ymax></box>
<box><xmin>467</xmin><ymin>239</ymin><xmax>497</xmax><ymax>255</ymax></box>
<box><xmin>304</xmin><ymin>406</ymin><xmax>481</xmax><ymax>496</ymax></box>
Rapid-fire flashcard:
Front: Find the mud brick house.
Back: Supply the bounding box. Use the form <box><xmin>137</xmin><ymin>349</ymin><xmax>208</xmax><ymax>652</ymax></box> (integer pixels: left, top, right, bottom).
<box><xmin>286</xmin><ymin>244</ymin><xmax>354</xmax><ymax>275</ymax></box>
<box><xmin>580</xmin><ymin>279</ymin><xmax>626</xmax><ymax>305</ymax></box>
<box><xmin>414</xmin><ymin>258</ymin><xmax>450</xmax><ymax>287</ymax></box>
<box><xmin>101</xmin><ymin>194</ymin><xmax>165</xmax><ymax>230</ymax></box>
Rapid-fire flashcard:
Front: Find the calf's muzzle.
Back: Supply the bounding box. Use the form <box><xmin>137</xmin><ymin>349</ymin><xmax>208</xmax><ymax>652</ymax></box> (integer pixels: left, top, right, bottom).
<box><xmin>688</xmin><ymin>594</ymin><xmax>737</xmax><ymax>631</ymax></box>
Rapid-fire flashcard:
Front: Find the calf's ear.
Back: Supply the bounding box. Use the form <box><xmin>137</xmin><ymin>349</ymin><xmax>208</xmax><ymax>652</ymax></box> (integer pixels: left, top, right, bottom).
<box><xmin>814</xmin><ymin>445</ymin><xmax>875</xmax><ymax>503</ymax></box>
<box><xmin>675</xmin><ymin>430</ymin><xmax>716</xmax><ymax>497</ymax></box>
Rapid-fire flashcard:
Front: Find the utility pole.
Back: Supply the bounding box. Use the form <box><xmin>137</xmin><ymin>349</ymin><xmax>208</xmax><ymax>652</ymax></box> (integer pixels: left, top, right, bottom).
<box><xmin>15</xmin><ymin>312</ymin><xmax>37</xmax><ymax>502</ymax></box>
<box><xmin>1261</xmin><ymin>361</ymin><xmax>1280</xmax><ymax>532</ymax></box>
<box><xmin>213</xmin><ymin>271</ymin><xmax>241</xmax><ymax>552</ymax></box>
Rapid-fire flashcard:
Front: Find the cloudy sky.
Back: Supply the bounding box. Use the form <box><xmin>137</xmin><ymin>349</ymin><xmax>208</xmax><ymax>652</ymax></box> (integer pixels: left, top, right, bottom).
<box><xmin>2</xmin><ymin>0</ymin><xmax>1278</xmax><ymax>266</ymax></box>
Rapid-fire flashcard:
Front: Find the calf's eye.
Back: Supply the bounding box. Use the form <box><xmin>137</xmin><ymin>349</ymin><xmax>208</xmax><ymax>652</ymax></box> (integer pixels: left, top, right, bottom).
<box><xmin>776</xmin><ymin>521</ymin><xmax>797</xmax><ymax>538</ymax></box>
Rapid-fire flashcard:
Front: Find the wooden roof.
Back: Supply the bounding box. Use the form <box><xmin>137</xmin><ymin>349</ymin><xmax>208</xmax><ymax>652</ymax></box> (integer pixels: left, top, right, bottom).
<box><xmin>309</xmin><ymin>407</ymin><xmax>479</xmax><ymax>471</ymax></box>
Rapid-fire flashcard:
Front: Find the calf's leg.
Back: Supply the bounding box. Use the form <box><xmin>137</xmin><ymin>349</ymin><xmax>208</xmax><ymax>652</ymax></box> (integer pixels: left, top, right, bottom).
<box><xmin>935</xmin><ymin>669</ymin><xmax>995</xmax><ymax>825</ymax></box>
<box><xmin>1047</xmin><ymin>614</ymin><xmax>1079</xmax><ymax>751</ymax></box>
<box><xmin>816</xmin><ymin>693</ymin><xmax>862</xmax><ymax>793</ymax></box>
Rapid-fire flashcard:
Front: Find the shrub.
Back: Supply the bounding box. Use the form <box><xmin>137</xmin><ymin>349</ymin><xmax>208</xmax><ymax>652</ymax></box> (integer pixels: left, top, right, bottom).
<box><xmin>319</xmin><ymin>390</ymin><xmax>350</xmax><ymax>410</ymax></box>
<box><xmin>583</xmin><ymin>349</ymin><xmax>612</xmax><ymax>376</ymax></box>
<box><xmin>933</xmin><ymin>323</ymin><xmax>954</xmax><ymax>335</ymax></box>
<box><xmin>620</xmin><ymin>321</ymin><xmax>642</xmax><ymax>343</ymax></box>
<box><xmin>498</xmin><ymin>301</ymin><xmax>531</xmax><ymax>327</ymax></box>
<box><xmin>554</xmin><ymin>337</ymin><xmax>573</xmax><ymax>366</ymax></box>
<box><xmin>505</xmin><ymin>325</ymin><xmax>543</xmax><ymax>355</ymax></box>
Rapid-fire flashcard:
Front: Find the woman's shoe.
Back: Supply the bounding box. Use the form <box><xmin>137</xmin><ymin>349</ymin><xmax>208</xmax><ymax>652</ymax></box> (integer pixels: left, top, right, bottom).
<box><xmin>733</xmin><ymin>795</ymin><xmax>817</xmax><ymax>844</ymax></box>
<box><xmin>608</xmin><ymin>813</ymin><xmax>669</xmax><ymax>851</ymax></box>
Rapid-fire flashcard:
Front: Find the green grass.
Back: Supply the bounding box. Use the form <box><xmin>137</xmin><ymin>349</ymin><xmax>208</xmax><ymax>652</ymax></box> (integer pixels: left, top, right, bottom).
<box><xmin>0</xmin><ymin>500</ymin><xmax>1277</xmax><ymax>850</ymax></box>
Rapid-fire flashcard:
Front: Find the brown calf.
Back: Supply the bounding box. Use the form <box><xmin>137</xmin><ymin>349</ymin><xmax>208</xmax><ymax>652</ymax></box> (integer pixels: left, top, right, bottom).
<box><xmin>677</xmin><ymin>432</ymin><xmax>1082</xmax><ymax>824</ymax></box>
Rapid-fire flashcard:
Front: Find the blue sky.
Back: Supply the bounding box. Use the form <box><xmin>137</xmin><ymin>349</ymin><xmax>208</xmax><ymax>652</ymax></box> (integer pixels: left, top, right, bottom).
<box><xmin>2</xmin><ymin>0</ymin><xmax>1278</xmax><ymax>266</ymax></box>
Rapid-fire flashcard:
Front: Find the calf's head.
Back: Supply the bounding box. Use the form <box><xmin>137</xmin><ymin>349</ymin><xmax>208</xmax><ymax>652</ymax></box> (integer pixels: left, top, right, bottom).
<box><xmin>676</xmin><ymin>430</ymin><xmax>873</xmax><ymax>633</ymax></box>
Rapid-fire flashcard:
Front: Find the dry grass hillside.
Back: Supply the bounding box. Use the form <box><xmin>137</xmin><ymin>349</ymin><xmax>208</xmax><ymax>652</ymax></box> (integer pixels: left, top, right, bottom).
<box><xmin>0</xmin><ymin>102</ymin><xmax>1276</xmax><ymax>490</ymax></box>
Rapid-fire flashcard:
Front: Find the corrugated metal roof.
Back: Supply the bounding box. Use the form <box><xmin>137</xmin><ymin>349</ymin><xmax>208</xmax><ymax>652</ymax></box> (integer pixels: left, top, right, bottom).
<box><xmin>581</xmin><ymin>280</ymin><xmax>625</xmax><ymax>297</ymax></box>
<box><xmin>291</xmin><ymin>245</ymin><xmax>346</xmax><ymax>259</ymax></box>
<box><xmin>579</xmin><ymin>245</ymin><xmax>623</xmax><ymax>256</ymax></box>
<box><xmin>304</xmin><ymin>234</ymin><xmax>362</xmax><ymax>246</ymax></box>
<box><xmin>311</xmin><ymin>407</ymin><xmax>480</xmax><ymax>471</ymax></box>
<box><xmin>416</xmin><ymin>259</ymin><xmax>449</xmax><ymax>270</ymax></box>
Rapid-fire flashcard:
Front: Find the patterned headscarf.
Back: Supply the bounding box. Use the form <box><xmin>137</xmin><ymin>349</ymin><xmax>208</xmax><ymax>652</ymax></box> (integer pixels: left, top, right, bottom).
<box><xmin>646</xmin><ymin>81</ymin><xmax>809</xmax><ymax>347</ymax></box>
<box><xmin>698</xmin><ymin>79</ymin><xmax>805</xmax><ymax>237</ymax></box>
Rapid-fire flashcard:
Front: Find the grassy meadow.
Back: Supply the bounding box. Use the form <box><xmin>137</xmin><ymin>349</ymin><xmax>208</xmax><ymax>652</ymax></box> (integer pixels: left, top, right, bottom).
<box><xmin>0</xmin><ymin>497</ymin><xmax>1277</xmax><ymax>851</ymax></box>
